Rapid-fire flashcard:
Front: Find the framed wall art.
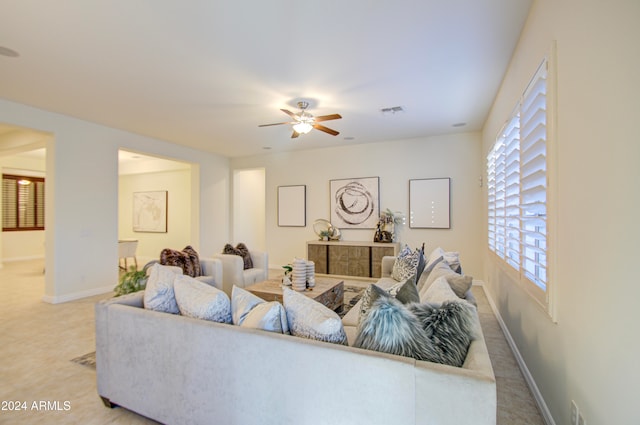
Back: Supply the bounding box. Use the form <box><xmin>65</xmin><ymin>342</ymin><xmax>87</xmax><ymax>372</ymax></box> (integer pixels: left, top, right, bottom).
<box><xmin>409</xmin><ymin>178</ymin><xmax>451</xmax><ymax>229</ymax></box>
<box><xmin>330</xmin><ymin>176</ymin><xmax>379</xmax><ymax>229</ymax></box>
<box><xmin>133</xmin><ymin>190</ymin><xmax>168</xmax><ymax>233</ymax></box>
<box><xmin>277</xmin><ymin>185</ymin><xmax>306</xmax><ymax>227</ymax></box>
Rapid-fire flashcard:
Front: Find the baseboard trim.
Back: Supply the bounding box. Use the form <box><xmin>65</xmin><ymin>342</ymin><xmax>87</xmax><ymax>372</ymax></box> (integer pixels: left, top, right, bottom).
<box><xmin>42</xmin><ymin>285</ymin><xmax>114</xmax><ymax>304</ymax></box>
<box><xmin>482</xmin><ymin>285</ymin><xmax>557</xmax><ymax>425</ymax></box>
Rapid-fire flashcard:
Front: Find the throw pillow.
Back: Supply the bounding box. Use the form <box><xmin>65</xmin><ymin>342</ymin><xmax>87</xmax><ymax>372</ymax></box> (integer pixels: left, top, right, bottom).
<box><xmin>422</xmin><ymin>275</ymin><xmax>461</xmax><ymax>304</ymax></box>
<box><xmin>358</xmin><ymin>276</ymin><xmax>418</xmax><ymax>328</ymax></box>
<box><xmin>143</xmin><ymin>263</ymin><xmax>182</xmax><ymax>314</ymax></box>
<box><xmin>160</xmin><ymin>245</ymin><xmax>202</xmax><ymax>277</ymax></box>
<box><xmin>231</xmin><ymin>286</ymin><xmax>289</xmax><ymax>334</ymax></box>
<box><xmin>223</xmin><ymin>243</ymin><xmax>254</xmax><ymax>270</ymax></box>
<box><xmin>389</xmin><ymin>274</ymin><xmax>419</xmax><ymax>304</ymax></box>
<box><xmin>407</xmin><ymin>300</ymin><xmax>476</xmax><ymax>367</ymax></box>
<box><xmin>391</xmin><ymin>245</ymin><xmax>420</xmax><ymax>281</ymax></box>
<box><xmin>354</xmin><ymin>286</ymin><xmax>441</xmax><ymax>361</ymax></box>
<box><xmin>445</xmin><ymin>274</ymin><xmax>473</xmax><ymax>298</ymax></box>
<box><xmin>174</xmin><ymin>275</ymin><xmax>232</xmax><ymax>323</ymax></box>
<box><xmin>415</xmin><ymin>244</ymin><xmax>427</xmax><ymax>282</ymax></box>
<box><xmin>283</xmin><ymin>287</ymin><xmax>347</xmax><ymax>345</ymax></box>
<box><xmin>354</xmin><ymin>282</ymin><xmax>477</xmax><ymax>367</ymax></box>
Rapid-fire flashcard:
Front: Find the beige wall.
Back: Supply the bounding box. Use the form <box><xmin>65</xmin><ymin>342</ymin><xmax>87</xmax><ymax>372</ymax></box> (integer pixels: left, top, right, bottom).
<box><xmin>118</xmin><ymin>168</ymin><xmax>193</xmax><ymax>263</ymax></box>
<box><xmin>231</xmin><ymin>132</ymin><xmax>484</xmax><ymax>278</ymax></box>
<box><xmin>0</xmin><ymin>98</ymin><xmax>230</xmax><ymax>303</ymax></box>
<box><xmin>482</xmin><ymin>0</ymin><xmax>640</xmax><ymax>424</ymax></box>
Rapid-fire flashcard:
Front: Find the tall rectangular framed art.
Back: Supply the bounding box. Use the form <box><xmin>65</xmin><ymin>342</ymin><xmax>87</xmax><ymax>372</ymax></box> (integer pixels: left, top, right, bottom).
<box><xmin>330</xmin><ymin>176</ymin><xmax>379</xmax><ymax>229</ymax></box>
<box><xmin>409</xmin><ymin>178</ymin><xmax>450</xmax><ymax>229</ymax></box>
<box><xmin>277</xmin><ymin>185</ymin><xmax>306</xmax><ymax>227</ymax></box>
<box><xmin>133</xmin><ymin>190</ymin><xmax>168</xmax><ymax>233</ymax></box>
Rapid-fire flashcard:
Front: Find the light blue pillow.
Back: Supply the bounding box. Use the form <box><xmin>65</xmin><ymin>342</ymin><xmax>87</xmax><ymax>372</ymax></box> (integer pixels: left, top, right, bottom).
<box><xmin>283</xmin><ymin>287</ymin><xmax>347</xmax><ymax>345</ymax></box>
<box><xmin>231</xmin><ymin>286</ymin><xmax>289</xmax><ymax>334</ymax></box>
<box><xmin>173</xmin><ymin>275</ymin><xmax>232</xmax><ymax>323</ymax></box>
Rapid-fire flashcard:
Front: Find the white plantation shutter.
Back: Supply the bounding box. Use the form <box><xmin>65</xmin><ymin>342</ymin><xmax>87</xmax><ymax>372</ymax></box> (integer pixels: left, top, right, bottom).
<box><xmin>487</xmin><ymin>57</ymin><xmax>549</xmax><ymax>294</ymax></box>
<box><xmin>520</xmin><ymin>61</ymin><xmax>548</xmax><ymax>291</ymax></box>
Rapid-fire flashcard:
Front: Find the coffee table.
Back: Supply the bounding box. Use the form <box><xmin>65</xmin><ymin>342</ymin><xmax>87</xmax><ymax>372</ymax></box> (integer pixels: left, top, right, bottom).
<box><xmin>245</xmin><ymin>277</ymin><xmax>344</xmax><ymax>312</ymax></box>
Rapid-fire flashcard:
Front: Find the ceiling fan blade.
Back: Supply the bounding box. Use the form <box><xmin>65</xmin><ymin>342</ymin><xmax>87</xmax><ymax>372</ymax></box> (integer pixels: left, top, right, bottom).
<box><xmin>314</xmin><ymin>114</ymin><xmax>342</xmax><ymax>122</ymax></box>
<box><xmin>258</xmin><ymin>121</ymin><xmax>295</xmax><ymax>127</ymax></box>
<box><xmin>291</xmin><ymin>130</ymin><xmax>300</xmax><ymax>139</ymax></box>
<box><xmin>312</xmin><ymin>123</ymin><xmax>340</xmax><ymax>136</ymax></box>
<box><xmin>281</xmin><ymin>109</ymin><xmax>300</xmax><ymax>120</ymax></box>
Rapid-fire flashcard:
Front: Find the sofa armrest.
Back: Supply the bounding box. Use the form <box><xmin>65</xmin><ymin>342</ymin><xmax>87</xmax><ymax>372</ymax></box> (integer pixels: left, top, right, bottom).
<box><xmin>212</xmin><ymin>253</ymin><xmax>245</xmax><ymax>294</ymax></box>
<box><xmin>381</xmin><ymin>256</ymin><xmax>396</xmax><ymax>278</ymax></box>
<box><xmin>249</xmin><ymin>250</ymin><xmax>268</xmax><ymax>279</ymax></box>
<box><xmin>198</xmin><ymin>257</ymin><xmax>223</xmax><ymax>290</ymax></box>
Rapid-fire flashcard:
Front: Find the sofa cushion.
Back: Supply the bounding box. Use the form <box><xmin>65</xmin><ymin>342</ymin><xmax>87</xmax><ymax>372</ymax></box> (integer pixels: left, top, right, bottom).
<box><xmin>283</xmin><ymin>287</ymin><xmax>347</xmax><ymax>345</ymax></box>
<box><xmin>391</xmin><ymin>245</ymin><xmax>420</xmax><ymax>281</ymax></box>
<box><xmin>160</xmin><ymin>245</ymin><xmax>202</xmax><ymax>277</ymax></box>
<box><xmin>231</xmin><ymin>286</ymin><xmax>289</xmax><ymax>334</ymax></box>
<box><xmin>223</xmin><ymin>243</ymin><xmax>253</xmax><ymax>269</ymax></box>
<box><xmin>174</xmin><ymin>275</ymin><xmax>232</xmax><ymax>323</ymax></box>
<box><xmin>143</xmin><ymin>263</ymin><xmax>182</xmax><ymax>314</ymax></box>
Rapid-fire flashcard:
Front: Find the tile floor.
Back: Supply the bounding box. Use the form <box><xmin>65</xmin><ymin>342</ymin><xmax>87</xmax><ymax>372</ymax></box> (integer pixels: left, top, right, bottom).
<box><xmin>0</xmin><ymin>259</ymin><xmax>155</xmax><ymax>424</ymax></box>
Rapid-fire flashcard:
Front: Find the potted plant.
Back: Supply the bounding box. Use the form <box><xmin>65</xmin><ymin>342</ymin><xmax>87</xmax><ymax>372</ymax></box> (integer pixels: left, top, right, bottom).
<box><xmin>114</xmin><ymin>262</ymin><xmax>152</xmax><ymax>296</ymax></box>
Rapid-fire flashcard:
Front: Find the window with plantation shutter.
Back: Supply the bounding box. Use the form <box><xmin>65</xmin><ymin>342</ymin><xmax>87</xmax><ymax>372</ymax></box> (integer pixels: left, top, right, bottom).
<box><xmin>2</xmin><ymin>174</ymin><xmax>45</xmax><ymax>231</ymax></box>
<box><xmin>487</xmin><ymin>57</ymin><xmax>549</xmax><ymax>304</ymax></box>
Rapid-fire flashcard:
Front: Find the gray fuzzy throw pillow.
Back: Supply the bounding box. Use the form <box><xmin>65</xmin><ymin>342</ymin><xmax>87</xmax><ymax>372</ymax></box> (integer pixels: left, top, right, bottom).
<box><xmin>354</xmin><ymin>286</ymin><xmax>441</xmax><ymax>361</ymax></box>
<box><xmin>408</xmin><ymin>301</ymin><xmax>476</xmax><ymax>367</ymax></box>
<box><xmin>355</xmin><ymin>286</ymin><xmax>476</xmax><ymax>367</ymax></box>
<box><xmin>223</xmin><ymin>243</ymin><xmax>253</xmax><ymax>269</ymax></box>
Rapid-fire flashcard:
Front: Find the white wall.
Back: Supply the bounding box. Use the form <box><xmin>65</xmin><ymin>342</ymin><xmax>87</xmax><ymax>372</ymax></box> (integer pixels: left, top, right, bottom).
<box><xmin>0</xmin><ymin>98</ymin><xmax>230</xmax><ymax>303</ymax></box>
<box><xmin>232</xmin><ymin>168</ymin><xmax>266</xmax><ymax>252</ymax></box>
<box><xmin>481</xmin><ymin>1</ymin><xmax>640</xmax><ymax>424</ymax></box>
<box><xmin>119</xmin><ymin>168</ymin><xmax>193</xmax><ymax>263</ymax></box>
<box><xmin>231</xmin><ymin>132</ymin><xmax>483</xmax><ymax>276</ymax></box>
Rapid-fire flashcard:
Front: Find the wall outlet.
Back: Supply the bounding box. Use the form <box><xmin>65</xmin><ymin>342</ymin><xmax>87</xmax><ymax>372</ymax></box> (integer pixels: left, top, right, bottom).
<box><xmin>571</xmin><ymin>400</ymin><xmax>579</xmax><ymax>425</ymax></box>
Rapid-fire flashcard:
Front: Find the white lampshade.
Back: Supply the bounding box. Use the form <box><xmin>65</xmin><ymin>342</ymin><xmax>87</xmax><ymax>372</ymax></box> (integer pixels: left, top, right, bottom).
<box><xmin>292</xmin><ymin>122</ymin><xmax>313</xmax><ymax>134</ymax></box>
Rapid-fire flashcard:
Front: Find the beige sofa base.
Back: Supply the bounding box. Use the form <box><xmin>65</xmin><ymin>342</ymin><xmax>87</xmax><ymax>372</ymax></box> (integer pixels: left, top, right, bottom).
<box><xmin>96</xmin><ymin>290</ymin><xmax>496</xmax><ymax>425</ymax></box>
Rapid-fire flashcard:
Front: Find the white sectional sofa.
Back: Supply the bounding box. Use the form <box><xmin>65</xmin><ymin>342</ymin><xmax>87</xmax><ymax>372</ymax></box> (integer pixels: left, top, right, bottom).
<box><xmin>96</xmin><ymin>255</ymin><xmax>496</xmax><ymax>425</ymax></box>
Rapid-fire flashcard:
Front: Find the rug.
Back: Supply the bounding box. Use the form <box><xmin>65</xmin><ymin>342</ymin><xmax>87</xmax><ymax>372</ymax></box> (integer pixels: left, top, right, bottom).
<box><xmin>72</xmin><ymin>285</ymin><xmax>366</xmax><ymax>370</ymax></box>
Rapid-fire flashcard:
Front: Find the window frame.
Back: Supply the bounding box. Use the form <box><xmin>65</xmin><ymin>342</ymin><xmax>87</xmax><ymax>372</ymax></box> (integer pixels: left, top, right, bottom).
<box><xmin>487</xmin><ymin>49</ymin><xmax>557</xmax><ymax>321</ymax></box>
<box><xmin>2</xmin><ymin>173</ymin><xmax>46</xmax><ymax>232</ymax></box>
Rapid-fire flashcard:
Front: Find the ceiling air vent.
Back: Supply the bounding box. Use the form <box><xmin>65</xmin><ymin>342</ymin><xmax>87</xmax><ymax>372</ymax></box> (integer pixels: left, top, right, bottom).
<box><xmin>380</xmin><ymin>106</ymin><xmax>405</xmax><ymax>116</ymax></box>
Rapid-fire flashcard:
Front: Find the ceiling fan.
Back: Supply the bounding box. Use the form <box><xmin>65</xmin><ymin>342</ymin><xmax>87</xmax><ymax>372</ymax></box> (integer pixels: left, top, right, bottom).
<box><xmin>259</xmin><ymin>101</ymin><xmax>342</xmax><ymax>138</ymax></box>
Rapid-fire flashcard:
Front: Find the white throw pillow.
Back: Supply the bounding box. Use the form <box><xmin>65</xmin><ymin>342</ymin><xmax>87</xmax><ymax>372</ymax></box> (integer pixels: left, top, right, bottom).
<box><xmin>231</xmin><ymin>286</ymin><xmax>289</xmax><ymax>334</ymax></box>
<box><xmin>143</xmin><ymin>263</ymin><xmax>182</xmax><ymax>314</ymax></box>
<box><xmin>422</xmin><ymin>275</ymin><xmax>459</xmax><ymax>304</ymax></box>
<box><xmin>283</xmin><ymin>287</ymin><xmax>347</xmax><ymax>345</ymax></box>
<box><xmin>174</xmin><ymin>274</ymin><xmax>232</xmax><ymax>323</ymax></box>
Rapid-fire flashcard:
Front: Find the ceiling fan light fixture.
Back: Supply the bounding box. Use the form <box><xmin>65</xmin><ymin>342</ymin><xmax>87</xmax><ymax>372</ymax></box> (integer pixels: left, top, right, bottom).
<box><xmin>292</xmin><ymin>122</ymin><xmax>313</xmax><ymax>134</ymax></box>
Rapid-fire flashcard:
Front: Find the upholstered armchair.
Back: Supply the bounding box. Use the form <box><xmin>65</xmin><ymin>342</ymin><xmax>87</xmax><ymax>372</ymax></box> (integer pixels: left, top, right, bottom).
<box><xmin>212</xmin><ymin>250</ymin><xmax>268</xmax><ymax>295</ymax></box>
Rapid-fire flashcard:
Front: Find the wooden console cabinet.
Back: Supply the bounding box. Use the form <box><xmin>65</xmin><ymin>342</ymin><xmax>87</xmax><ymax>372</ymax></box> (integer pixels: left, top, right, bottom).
<box><xmin>307</xmin><ymin>241</ymin><xmax>399</xmax><ymax>278</ymax></box>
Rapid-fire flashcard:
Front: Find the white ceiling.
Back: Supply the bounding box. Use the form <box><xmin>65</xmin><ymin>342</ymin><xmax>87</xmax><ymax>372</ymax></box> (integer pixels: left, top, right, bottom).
<box><xmin>0</xmin><ymin>0</ymin><xmax>532</xmax><ymax>158</ymax></box>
